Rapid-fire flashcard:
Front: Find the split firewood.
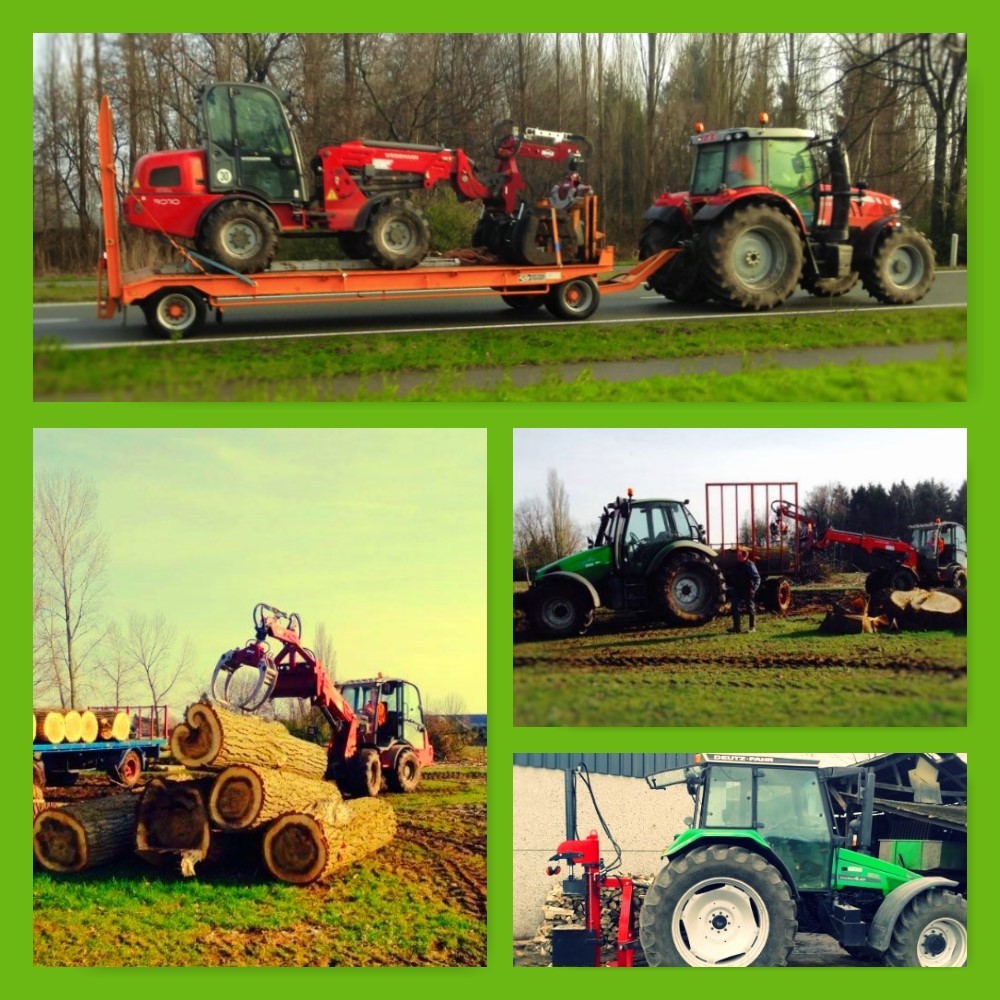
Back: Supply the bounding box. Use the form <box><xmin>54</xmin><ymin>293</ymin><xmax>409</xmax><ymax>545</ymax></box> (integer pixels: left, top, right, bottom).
<box><xmin>33</xmin><ymin>793</ymin><xmax>139</xmax><ymax>873</ymax></box>
<box><xmin>135</xmin><ymin>776</ymin><xmax>214</xmax><ymax>876</ymax></box>
<box><xmin>262</xmin><ymin>797</ymin><xmax>396</xmax><ymax>885</ymax></box>
<box><xmin>34</xmin><ymin>711</ymin><xmax>66</xmax><ymax>745</ymax></box>
<box><xmin>209</xmin><ymin>765</ymin><xmax>343</xmax><ymax>831</ymax></box>
<box><xmin>170</xmin><ymin>702</ymin><xmax>328</xmax><ymax>777</ymax></box>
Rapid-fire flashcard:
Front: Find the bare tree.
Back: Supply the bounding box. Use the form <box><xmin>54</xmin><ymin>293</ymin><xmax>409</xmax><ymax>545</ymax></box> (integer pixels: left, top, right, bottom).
<box><xmin>97</xmin><ymin>620</ymin><xmax>139</xmax><ymax>706</ymax></box>
<box><xmin>514</xmin><ymin>469</ymin><xmax>584</xmax><ymax>571</ymax></box>
<box><xmin>33</xmin><ymin>471</ymin><xmax>108</xmax><ymax>706</ymax></box>
<box><xmin>122</xmin><ymin>612</ymin><xmax>192</xmax><ymax>715</ymax></box>
<box><xmin>546</xmin><ymin>468</ymin><xmax>584</xmax><ymax>557</ymax></box>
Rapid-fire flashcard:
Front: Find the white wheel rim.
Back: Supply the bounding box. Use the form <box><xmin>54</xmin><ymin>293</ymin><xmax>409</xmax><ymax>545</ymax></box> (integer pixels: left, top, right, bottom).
<box><xmin>887</xmin><ymin>244</ymin><xmax>925</xmax><ymax>289</ymax></box>
<box><xmin>671</xmin><ymin>571</ymin><xmax>708</xmax><ymax>611</ymax></box>
<box><xmin>672</xmin><ymin>877</ymin><xmax>769</xmax><ymax>966</ymax></box>
<box><xmin>223</xmin><ymin>220</ymin><xmax>263</xmax><ymax>259</ymax></box>
<box><xmin>734</xmin><ymin>227</ymin><xmax>786</xmax><ymax>286</ymax></box>
<box><xmin>917</xmin><ymin>917</ymin><xmax>967</xmax><ymax>966</ymax></box>
<box><xmin>155</xmin><ymin>294</ymin><xmax>196</xmax><ymax>331</ymax></box>
<box><xmin>541</xmin><ymin>597</ymin><xmax>576</xmax><ymax>630</ymax></box>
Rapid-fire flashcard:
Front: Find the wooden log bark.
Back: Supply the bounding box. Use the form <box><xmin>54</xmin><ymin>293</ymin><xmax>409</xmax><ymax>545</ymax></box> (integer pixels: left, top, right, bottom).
<box><xmin>262</xmin><ymin>797</ymin><xmax>396</xmax><ymax>885</ymax></box>
<box><xmin>79</xmin><ymin>710</ymin><xmax>99</xmax><ymax>743</ymax></box>
<box><xmin>63</xmin><ymin>710</ymin><xmax>83</xmax><ymax>743</ymax></box>
<box><xmin>209</xmin><ymin>766</ymin><xmax>342</xmax><ymax>831</ymax></box>
<box><xmin>97</xmin><ymin>711</ymin><xmax>131</xmax><ymax>741</ymax></box>
<box><xmin>170</xmin><ymin>702</ymin><xmax>329</xmax><ymax>777</ymax></box>
<box><xmin>135</xmin><ymin>776</ymin><xmax>215</xmax><ymax>877</ymax></box>
<box><xmin>35</xmin><ymin>711</ymin><xmax>66</xmax><ymax>745</ymax></box>
<box><xmin>887</xmin><ymin>588</ymin><xmax>967</xmax><ymax>630</ymax></box>
<box><xmin>33</xmin><ymin>761</ymin><xmax>46</xmax><ymax>819</ymax></box>
<box><xmin>33</xmin><ymin>793</ymin><xmax>139</xmax><ymax>872</ymax></box>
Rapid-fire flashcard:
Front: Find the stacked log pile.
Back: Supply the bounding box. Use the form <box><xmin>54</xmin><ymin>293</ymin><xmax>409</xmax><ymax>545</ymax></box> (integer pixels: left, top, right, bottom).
<box><xmin>33</xmin><ymin>701</ymin><xmax>396</xmax><ymax>885</ymax></box>
<box><xmin>33</xmin><ymin>708</ymin><xmax>131</xmax><ymax>744</ymax></box>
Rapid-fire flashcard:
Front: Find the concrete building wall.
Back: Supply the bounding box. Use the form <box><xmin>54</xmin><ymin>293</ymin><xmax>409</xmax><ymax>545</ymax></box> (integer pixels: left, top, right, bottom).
<box><xmin>513</xmin><ymin>765</ymin><xmax>690</xmax><ymax>939</ymax></box>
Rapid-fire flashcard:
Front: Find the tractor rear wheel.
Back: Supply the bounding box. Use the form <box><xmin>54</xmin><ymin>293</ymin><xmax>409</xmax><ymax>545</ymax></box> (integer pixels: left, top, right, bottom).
<box><xmin>861</xmin><ymin>228</ymin><xmax>935</xmax><ymax>304</ymax></box>
<box><xmin>351</xmin><ymin>748</ymin><xmax>382</xmax><ymax>798</ymax></box>
<box><xmin>884</xmin><ymin>889</ymin><xmax>967</xmax><ymax>966</ymax></box>
<box><xmin>198</xmin><ymin>200</ymin><xmax>279</xmax><ymax>273</ymax></box>
<box><xmin>387</xmin><ymin>750</ymin><xmax>422</xmax><ymax>793</ymax></box>
<box><xmin>654</xmin><ymin>552</ymin><xmax>726</xmax><ymax>626</ymax></box>
<box><xmin>760</xmin><ymin>577</ymin><xmax>792</xmax><ymax>613</ymax></box>
<box><xmin>639</xmin><ymin>219</ymin><xmax>710</xmax><ymax>303</ymax></box>
<box><xmin>701</xmin><ymin>203</ymin><xmax>803</xmax><ymax>310</ymax></box>
<box><xmin>364</xmin><ymin>198</ymin><xmax>431</xmax><ymax>269</ymax></box>
<box><xmin>639</xmin><ymin>845</ymin><xmax>798</xmax><ymax>967</ymax></box>
<box><xmin>530</xmin><ymin>582</ymin><xmax>594</xmax><ymax>638</ymax></box>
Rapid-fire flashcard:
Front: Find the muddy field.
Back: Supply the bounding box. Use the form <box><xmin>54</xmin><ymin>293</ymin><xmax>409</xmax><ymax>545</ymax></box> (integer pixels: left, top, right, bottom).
<box><xmin>514</xmin><ymin>579</ymin><xmax>966</xmax><ymax>727</ymax></box>
<box><xmin>33</xmin><ymin>767</ymin><xmax>486</xmax><ymax>967</ymax></box>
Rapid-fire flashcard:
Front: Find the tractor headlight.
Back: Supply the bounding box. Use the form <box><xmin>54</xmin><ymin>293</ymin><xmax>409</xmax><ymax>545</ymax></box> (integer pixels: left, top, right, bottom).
<box><xmin>890</xmin><ymin>198</ymin><xmax>902</xmax><ymax>211</ymax></box>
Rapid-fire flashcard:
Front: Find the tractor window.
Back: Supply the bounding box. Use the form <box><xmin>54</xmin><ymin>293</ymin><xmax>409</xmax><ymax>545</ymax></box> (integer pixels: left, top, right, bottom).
<box><xmin>690</xmin><ymin>145</ymin><xmax>725</xmax><ymax>195</ymax></box>
<box><xmin>400</xmin><ymin>683</ymin><xmax>426</xmax><ymax>749</ymax></box>
<box><xmin>704</xmin><ymin>766</ymin><xmax>753</xmax><ymax>828</ymax></box>
<box><xmin>756</xmin><ymin>767</ymin><xmax>832</xmax><ymax>890</ymax></box>
<box><xmin>622</xmin><ymin>503</ymin><xmax>667</xmax><ymax>570</ymax></box>
<box><xmin>232</xmin><ymin>88</ymin><xmax>293</xmax><ymax>157</ymax></box>
<box><xmin>768</xmin><ymin>140</ymin><xmax>816</xmax><ymax>225</ymax></box>
<box><xmin>203</xmin><ymin>87</ymin><xmax>234</xmax><ymax>153</ymax></box>
<box><xmin>665</xmin><ymin>502</ymin><xmax>697</xmax><ymax>540</ymax></box>
<box><xmin>724</xmin><ymin>140</ymin><xmax>762</xmax><ymax>189</ymax></box>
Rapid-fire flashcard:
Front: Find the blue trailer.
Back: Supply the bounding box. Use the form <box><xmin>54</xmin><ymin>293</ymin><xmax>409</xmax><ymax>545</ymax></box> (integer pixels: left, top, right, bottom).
<box><xmin>33</xmin><ymin>737</ymin><xmax>166</xmax><ymax>787</ymax></box>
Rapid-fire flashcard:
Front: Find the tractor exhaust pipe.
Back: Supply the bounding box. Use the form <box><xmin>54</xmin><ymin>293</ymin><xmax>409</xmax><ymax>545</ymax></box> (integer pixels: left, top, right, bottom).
<box><xmin>826</xmin><ymin>138</ymin><xmax>851</xmax><ymax>243</ymax></box>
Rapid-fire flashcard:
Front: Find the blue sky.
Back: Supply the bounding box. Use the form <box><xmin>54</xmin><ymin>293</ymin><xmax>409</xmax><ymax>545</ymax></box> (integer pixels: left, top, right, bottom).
<box><xmin>35</xmin><ymin>428</ymin><xmax>486</xmax><ymax>712</ymax></box>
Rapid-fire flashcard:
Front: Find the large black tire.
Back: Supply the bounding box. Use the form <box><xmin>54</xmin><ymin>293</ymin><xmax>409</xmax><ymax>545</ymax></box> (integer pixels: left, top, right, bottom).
<box><xmin>701</xmin><ymin>203</ymin><xmax>803</xmax><ymax>310</ymax></box>
<box><xmin>198</xmin><ymin>200</ymin><xmax>279</xmax><ymax>273</ymax></box>
<box><xmin>760</xmin><ymin>576</ymin><xmax>792</xmax><ymax>613</ymax></box>
<box><xmin>338</xmin><ymin>231</ymin><xmax>369</xmax><ymax>260</ymax></box>
<box><xmin>512</xmin><ymin>211</ymin><xmax>578</xmax><ymax>266</ymax></box>
<box><xmin>144</xmin><ymin>288</ymin><xmax>207</xmax><ymax>338</ymax></box>
<box><xmin>639</xmin><ymin>219</ymin><xmax>710</xmax><ymax>303</ymax></box>
<box><xmin>801</xmin><ymin>271</ymin><xmax>859</xmax><ymax>297</ymax></box>
<box><xmin>350</xmin><ymin>748</ymin><xmax>382</xmax><ymax>798</ymax></box>
<box><xmin>888</xmin><ymin>567</ymin><xmax>919</xmax><ymax>592</ymax></box>
<box><xmin>654</xmin><ymin>552</ymin><xmax>726</xmax><ymax>626</ymax></box>
<box><xmin>861</xmin><ymin>227</ymin><xmax>935</xmax><ymax>304</ymax></box>
<box><xmin>950</xmin><ymin>567</ymin><xmax>968</xmax><ymax>589</ymax></box>
<box><xmin>501</xmin><ymin>292</ymin><xmax>546</xmax><ymax>311</ymax></box>
<box><xmin>884</xmin><ymin>889</ymin><xmax>967</xmax><ymax>967</ymax></box>
<box><xmin>386</xmin><ymin>749</ymin><xmax>422</xmax><ymax>793</ymax></box>
<box><xmin>639</xmin><ymin>845</ymin><xmax>798</xmax><ymax>967</ymax></box>
<box><xmin>364</xmin><ymin>198</ymin><xmax>431</xmax><ymax>270</ymax></box>
<box><xmin>529</xmin><ymin>582</ymin><xmax>595</xmax><ymax>638</ymax></box>
<box><xmin>546</xmin><ymin>277</ymin><xmax>599</xmax><ymax>320</ymax></box>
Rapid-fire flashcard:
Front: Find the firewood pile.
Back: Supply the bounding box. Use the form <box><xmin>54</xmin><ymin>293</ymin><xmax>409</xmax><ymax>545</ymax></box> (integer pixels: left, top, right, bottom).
<box><xmin>33</xmin><ymin>701</ymin><xmax>396</xmax><ymax>884</ymax></box>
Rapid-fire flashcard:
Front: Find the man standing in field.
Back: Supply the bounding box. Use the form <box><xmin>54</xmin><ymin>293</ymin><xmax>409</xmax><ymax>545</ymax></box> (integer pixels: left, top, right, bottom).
<box><xmin>728</xmin><ymin>547</ymin><xmax>761</xmax><ymax>633</ymax></box>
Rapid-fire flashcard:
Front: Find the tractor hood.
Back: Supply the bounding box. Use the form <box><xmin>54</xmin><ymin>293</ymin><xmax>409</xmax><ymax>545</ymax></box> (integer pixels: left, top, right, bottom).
<box><xmin>534</xmin><ymin>545</ymin><xmax>612</xmax><ymax>585</ymax></box>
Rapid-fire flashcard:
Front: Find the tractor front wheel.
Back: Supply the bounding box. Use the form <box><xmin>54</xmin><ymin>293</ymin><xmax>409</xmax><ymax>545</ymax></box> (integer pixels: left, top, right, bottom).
<box><xmin>884</xmin><ymin>890</ymin><xmax>967</xmax><ymax>966</ymax></box>
<box><xmin>529</xmin><ymin>583</ymin><xmax>594</xmax><ymax>638</ymax></box>
<box><xmin>198</xmin><ymin>200</ymin><xmax>279</xmax><ymax>273</ymax></box>
<box><xmin>701</xmin><ymin>203</ymin><xmax>803</xmax><ymax>310</ymax></box>
<box><xmin>351</xmin><ymin>748</ymin><xmax>382</xmax><ymax>798</ymax></box>
<box><xmin>639</xmin><ymin>845</ymin><xmax>798</xmax><ymax>967</ymax></box>
<box><xmin>387</xmin><ymin>750</ymin><xmax>422</xmax><ymax>793</ymax></box>
<box><xmin>655</xmin><ymin>552</ymin><xmax>726</xmax><ymax>626</ymax></box>
<box><xmin>861</xmin><ymin>227</ymin><xmax>935</xmax><ymax>304</ymax></box>
<box><xmin>364</xmin><ymin>198</ymin><xmax>431</xmax><ymax>270</ymax></box>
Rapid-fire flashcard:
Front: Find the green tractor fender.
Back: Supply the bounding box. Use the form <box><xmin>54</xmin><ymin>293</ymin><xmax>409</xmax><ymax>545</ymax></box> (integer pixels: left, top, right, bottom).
<box><xmin>867</xmin><ymin>876</ymin><xmax>961</xmax><ymax>952</ymax></box>
<box><xmin>645</xmin><ymin>539</ymin><xmax>722</xmax><ymax>583</ymax></box>
<box><xmin>530</xmin><ymin>571</ymin><xmax>602</xmax><ymax>611</ymax></box>
<box><xmin>666</xmin><ymin>831</ymin><xmax>801</xmax><ymax>899</ymax></box>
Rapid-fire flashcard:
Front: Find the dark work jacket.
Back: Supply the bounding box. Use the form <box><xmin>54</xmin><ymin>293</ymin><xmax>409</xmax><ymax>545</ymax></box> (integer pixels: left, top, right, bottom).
<box><xmin>733</xmin><ymin>559</ymin><xmax>761</xmax><ymax>595</ymax></box>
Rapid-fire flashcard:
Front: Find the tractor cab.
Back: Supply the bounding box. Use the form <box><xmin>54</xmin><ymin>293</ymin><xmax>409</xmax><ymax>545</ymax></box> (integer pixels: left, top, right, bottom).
<box><xmin>340</xmin><ymin>675</ymin><xmax>430</xmax><ymax>754</ymax></box>
<box><xmin>909</xmin><ymin>521</ymin><xmax>967</xmax><ymax>581</ymax></box>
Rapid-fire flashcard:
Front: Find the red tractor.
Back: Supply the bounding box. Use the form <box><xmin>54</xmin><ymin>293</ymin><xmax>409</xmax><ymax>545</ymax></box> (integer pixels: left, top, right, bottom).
<box><xmin>211</xmin><ymin>603</ymin><xmax>433</xmax><ymax>796</ymax></box>
<box><xmin>773</xmin><ymin>503</ymin><xmax>968</xmax><ymax>593</ymax></box>
<box><xmin>124</xmin><ymin>82</ymin><xmax>593</xmax><ymax>273</ymax></box>
<box><xmin>639</xmin><ymin>117</ymin><xmax>935</xmax><ymax>310</ymax></box>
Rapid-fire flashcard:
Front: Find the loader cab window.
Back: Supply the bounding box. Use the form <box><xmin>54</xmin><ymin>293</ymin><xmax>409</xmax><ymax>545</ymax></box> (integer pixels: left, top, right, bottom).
<box><xmin>399</xmin><ymin>682</ymin><xmax>427</xmax><ymax>749</ymax></box>
<box><xmin>664</xmin><ymin>502</ymin><xmax>698</xmax><ymax>541</ymax></box>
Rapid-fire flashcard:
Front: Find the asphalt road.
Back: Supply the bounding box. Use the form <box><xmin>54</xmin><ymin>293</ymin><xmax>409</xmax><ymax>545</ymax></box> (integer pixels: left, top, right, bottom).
<box><xmin>34</xmin><ymin>269</ymin><xmax>966</xmax><ymax>350</ymax></box>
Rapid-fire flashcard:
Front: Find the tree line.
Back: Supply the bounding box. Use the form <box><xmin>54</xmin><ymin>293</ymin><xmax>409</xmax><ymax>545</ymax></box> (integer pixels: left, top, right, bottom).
<box><xmin>34</xmin><ymin>32</ymin><xmax>966</xmax><ymax>273</ymax></box>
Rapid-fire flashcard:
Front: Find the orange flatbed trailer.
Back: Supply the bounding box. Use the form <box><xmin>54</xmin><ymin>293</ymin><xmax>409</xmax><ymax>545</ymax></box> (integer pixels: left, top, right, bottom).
<box><xmin>97</xmin><ymin>96</ymin><xmax>674</xmax><ymax>338</ymax></box>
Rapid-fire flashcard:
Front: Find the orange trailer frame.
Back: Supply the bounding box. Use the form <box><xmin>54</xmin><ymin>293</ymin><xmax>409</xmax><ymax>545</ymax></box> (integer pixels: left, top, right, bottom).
<box><xmin>96</xmin><ymin>96</ymin><xmax>675</xmax><ymax>338</ymax></box>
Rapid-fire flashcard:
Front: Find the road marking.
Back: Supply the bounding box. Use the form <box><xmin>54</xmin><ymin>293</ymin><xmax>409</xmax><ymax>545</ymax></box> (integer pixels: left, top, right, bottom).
<box><xmin>34</xmin><ymin>318</ymin><xmax>79</xmax><ymax>325</ymax></box>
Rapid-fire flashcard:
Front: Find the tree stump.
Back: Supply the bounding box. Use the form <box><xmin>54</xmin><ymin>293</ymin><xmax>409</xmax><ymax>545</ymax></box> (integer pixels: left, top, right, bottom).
<box><xmin>262</xmin><ymin>797</ymin><xmax>396</xmax><ymax>885</ymax></box>
<box><xmin>33</xmin><ymin>793</ymin><xmax>139</xmax><ymax>873</ymax></box>
<box><xmin>170</xmin><ymin>702</ymin><xmax>329</xmax><ymax>777</ymax></box>
<box><xmin>135</xmin><ymin>776</ymin><xmax>214</xmax><ymax>876</ymax></box>
<box><xmin>209</xmin><ymin>766</ymin><xmax>343</xmax><ymax>831</ymax></box>
<box><xmin>34</xmin><ymin>711</ymin><xmax>66</xmax><ymax>745</ymax></box>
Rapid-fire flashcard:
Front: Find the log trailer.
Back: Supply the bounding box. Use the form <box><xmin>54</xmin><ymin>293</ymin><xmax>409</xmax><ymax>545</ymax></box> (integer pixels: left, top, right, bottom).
<box><xmin>210</xmin><ymin>602</ymin><xmax>432</xmax><ymax>796</ymax></box>
<box><xmin>97</xmin><ymin>96</ymin><xmax>675</xmax><ymax>338</ymax></box>
<box><xmin>546</xmin><ymin>755</ymin><xmax>967</xmax><ymax>967</ymax></box>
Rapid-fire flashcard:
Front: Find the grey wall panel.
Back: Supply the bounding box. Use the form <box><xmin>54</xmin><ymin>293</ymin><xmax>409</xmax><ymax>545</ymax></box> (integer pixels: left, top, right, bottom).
<box><xmin>513</xmin><ymin>752</ymin><xmax>695</xmax><ymax>777</ymax></box>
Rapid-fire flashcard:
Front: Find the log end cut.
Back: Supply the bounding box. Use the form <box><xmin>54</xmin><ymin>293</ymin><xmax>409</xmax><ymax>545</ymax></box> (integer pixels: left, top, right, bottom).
<box><xmin>209</xmin><ymin>766</ymin><xmax>263</xmax><ymax>830</ymax></box>
<box><xmin>170</xmin><ymin>703</ymin><xmax>224</xmax><ymax>768</ymax></box>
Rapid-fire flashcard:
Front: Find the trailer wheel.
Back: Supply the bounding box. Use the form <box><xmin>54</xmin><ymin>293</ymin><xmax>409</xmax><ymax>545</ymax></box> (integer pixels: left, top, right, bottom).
<box><xmin>145</xmin><ymin>288</ymin><xmax>207</xmax><ymax>338</ymax></box>
<box><xmin>351</xmin><ymin>748</ymin><xmax>382</xmax><ymax>798</ymax></box>
<box><xmin>364</xmin><ymin>198</ymin><xmax>430</xmax><ymax>269</ymax></box>
<box><xmin>111</xmin><ymin>750</ymin><xmax>143</xmax><ymax>787</ymax></box>
<box><xmin>639</xmin><ymin>219</ymin><xmax>710</xmax><ymax>303</ymax></box>
<box><xmin>654</xmin><ymin>552</ymin><xmax>726</xmax><ymax>626</ymax></box>
<box><xmin>501</xmin><ymin>292</ymin><xmax>546</xmax><ymax>311</ymax></box>
<box><xmin>760</xmin><ymin>577</ymin><xmax>792</xmax><ymax>613</ymax></box>
<box><xmin>546</xmin><ymin>277</ymin><xmax>599</xmax><ymax>320</ymax></box>
<box><xmin>701</xmin><ymin>203</ymin><xmax>803</xmax><ymax>310</ymax></box>
<box><xmin>387</xmin><ymin>750</ymin><xmax>422</xmax><ymax>793</ymax></box>
<box><xmin>861</xmin><ymin>228</ymin><xmax>935</xmax><ymax>304</ymax></box>
<box><xmin>801</xmin><ymin>271</ymin><xmax>859</xmax><ymax>297</ymax></box>
<box><xmin>639</xmin><ymin>845</ymin><xmax>797</xmax><ymax>967</ymax></box>
<box><xmin>199</xmin><ymin>200</ymin><xmax>279</xmax><ymax>273</ymax></box>
<box><xmin>884</xmin><ymin>889</ymin><xmax>967</xmax><ymax>967</ymax></box>
<box><xmin>530</xmin><ymin>582</ymin><xmax>594</xmax><ymax>638</ymax></box>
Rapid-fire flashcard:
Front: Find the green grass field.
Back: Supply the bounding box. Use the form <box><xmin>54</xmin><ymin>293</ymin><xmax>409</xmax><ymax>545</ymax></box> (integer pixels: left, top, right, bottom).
<box><xmin>33</xmin><ymin>770</ymin><xmax>486</xmax><ymax>967</ymax></box>
<box><xmin>34</xmin><ymin>308</ymin><xmax>965</xmax><ymax>401</ymax></box>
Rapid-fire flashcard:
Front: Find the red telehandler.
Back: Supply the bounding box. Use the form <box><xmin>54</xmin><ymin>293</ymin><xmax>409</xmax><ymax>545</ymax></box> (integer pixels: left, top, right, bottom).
<box><xmin>124</xmin><ymin>82</ymin><xmax>593</xmax><ymax>272</ymax></box>
<box><xmin>211</xmin><ymin>603</ymin><xmax>433</xmax><ymax>796</ymax></box>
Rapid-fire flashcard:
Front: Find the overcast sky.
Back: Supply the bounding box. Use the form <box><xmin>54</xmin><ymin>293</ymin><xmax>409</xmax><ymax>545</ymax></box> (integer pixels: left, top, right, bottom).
<box><xmin>35</xmin><ymin>428</ymin><xmax>486</xmax><ymax>713</ymax></box>
<box><xmin>514</xmin><ymin>428</ymin><xmax>966</xmax><ymax>532</ymax></box>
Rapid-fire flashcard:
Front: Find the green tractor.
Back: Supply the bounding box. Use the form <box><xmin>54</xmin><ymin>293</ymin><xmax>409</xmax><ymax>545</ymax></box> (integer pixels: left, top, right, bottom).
<box><xmin>639</xmin><ymin>755</ymin><xmax>967</xmax><ymax>966</ymax></box>
<box><xmin>516</xmin><ymin>491</ymin><xmax>726</xmax><ymax>638</ymax></box>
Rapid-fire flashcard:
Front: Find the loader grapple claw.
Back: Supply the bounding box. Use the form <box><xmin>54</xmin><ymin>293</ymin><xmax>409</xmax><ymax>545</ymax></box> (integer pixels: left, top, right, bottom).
<box><xmin>210</xmin><ymin>647</ymin><xmax>279</xmax><ymax>711</ymax></box>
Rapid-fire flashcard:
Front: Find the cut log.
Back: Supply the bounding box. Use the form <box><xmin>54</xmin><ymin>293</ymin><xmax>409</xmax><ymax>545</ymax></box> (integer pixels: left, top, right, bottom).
<box><xmin>33</xmin><ymin>793</ymin><xmax>139</xmax><ymax>873</ymax></box>
<box><xmin>33</xmin><ymin>761</ymin><xmax>46</xmax><ymax>819</ymax></box>
<box><xmin>210</xmin><ymin>765</ymin><xmax>343</xmax><ymax>831</ymax></box>
<box><xmin>262</xmin><ymin>797</ymin><xmax>396</xmax><ymax>885</ymax></box>
<box><xmin>170</xmin><ymin>702</ymin><xmax>329</xmax><ymax>777</ymax></box>
<box><xmin>63</xmin><ymin>709</ymin><xmax>83</xmax><ymax>743</ymax></box>
<box><xmin>887</xmin><ymin>587</ymin><xmax>967</xmax><ymax>630</ymax></box>
<box><xmin>97</xmin><ymin>711</ymin><xmax>132</xmax><ymax>741</ymax></box>
<box><xmin>79</xmin><ymin>710</ymin><xmax>100</xmax><ymax>743</ymax></box>
<box><xmin>34</xmin><ymin>711</ymin><xmax>66</xmax><ymax>745</ymax></box>
<box><xmin>135</xmin><ymin>776</ymin><xmax>214</xmax><ymax>877</ymax></box>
